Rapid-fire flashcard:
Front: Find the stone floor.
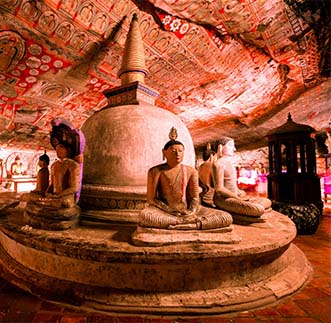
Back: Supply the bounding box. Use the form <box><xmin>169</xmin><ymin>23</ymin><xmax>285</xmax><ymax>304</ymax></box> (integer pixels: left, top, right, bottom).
<box><xmin>0</xmin><ymin>192</ymin><xmax>330</xmax><ymax>323</ymax></box>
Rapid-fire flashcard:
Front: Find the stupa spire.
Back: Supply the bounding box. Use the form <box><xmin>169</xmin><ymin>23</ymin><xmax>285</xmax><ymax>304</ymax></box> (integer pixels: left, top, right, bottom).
<box><xmin>118</xmin><ymin>13</ymin><xmax>148</xmax><ymax>85</ymax></box>
<box><xmin>104</xmin><ymin>13</ymin><xmax>158</xmax><ymax>107</ymax></box>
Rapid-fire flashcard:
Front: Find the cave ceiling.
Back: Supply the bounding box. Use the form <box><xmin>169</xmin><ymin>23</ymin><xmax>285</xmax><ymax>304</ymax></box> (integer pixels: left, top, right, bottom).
<box><xmin>0</xmin><ymin>0</ymin><xmax>330</xmax><ymax>153</ymax></box>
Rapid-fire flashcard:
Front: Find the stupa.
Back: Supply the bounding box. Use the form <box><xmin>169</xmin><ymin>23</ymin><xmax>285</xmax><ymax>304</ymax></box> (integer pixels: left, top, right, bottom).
<box><xmin>79</xmin><ymin>13</ymin><xmax>195</xmax><ymax>224</ymax></box>
<box><xmin>0</xmin><ymin>13</ymin><xmax>312</xmax><ymax>317</ymax></box>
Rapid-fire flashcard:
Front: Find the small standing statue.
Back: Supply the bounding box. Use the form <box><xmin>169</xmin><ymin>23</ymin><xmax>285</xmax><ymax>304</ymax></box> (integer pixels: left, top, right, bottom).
<box><xmin>137</xmin><ymin>127</ymin><xmax>233</xmax><ymax>231</ymax></box>
<box><xmin>212</xmin><ymin>137</ymin><xmax>272</xmax><ymax>218</ymax></box>
<box><xmin>20</xmin><ymin>118</ymin><xmax>85</xmax><ymax>230</ymax></box>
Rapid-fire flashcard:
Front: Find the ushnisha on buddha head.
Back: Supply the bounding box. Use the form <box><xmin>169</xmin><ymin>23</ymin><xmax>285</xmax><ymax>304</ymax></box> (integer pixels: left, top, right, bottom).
<box><xmin>162</xmin><ymin>127</ymin><xmax>185</xmax><ymax>167</ymax></box>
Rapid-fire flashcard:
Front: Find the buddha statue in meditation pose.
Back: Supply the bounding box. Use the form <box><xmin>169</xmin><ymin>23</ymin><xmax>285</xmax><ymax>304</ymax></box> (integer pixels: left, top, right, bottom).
<box><xmin>31</xmin><ymin>152</ymin><xmax>50</xmax><ymax>196</ymax></box>
<box><xmin>198</xmin><ymin>143</ymin><xmax>216</xmax><ymax>208</ymax></box>
<box><xmin>212</xmin><ymin>137</ymin><xmax>272</xmax><ymax>217</ymax></box>
<box><xmin>138</xmin><ymin>127</ymin><xmax>233</xmax><ymax>230</ymax></box>
<box><xmin>10</xmin><ymin>155</ymin><xmax>24</xmax><ymax>176</ymax></box>
<box><xmin>42</xmin><ymin>143</ymin><xmax>80</xmax><ymax>208</ymax></box>
<box><xmin>20</xmin><ymin>118</ymin><xmax>84</xmax><ymax>229</ymax></box>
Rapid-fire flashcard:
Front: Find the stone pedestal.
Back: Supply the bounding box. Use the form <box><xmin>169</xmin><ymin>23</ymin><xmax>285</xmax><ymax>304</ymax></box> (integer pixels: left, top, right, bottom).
<box><xmin>132</xmin><ymin>225</ymin><xmax>241</xmax><ymax>246</ymax></box>
<box><xmin>0</xmin><ymin>210</ymin><xmax>312</xmax><ymax>315</ymax></box>
<box><xmin>79</xmin><ymin>184</ymin><xmax>146</xmax><ymax>224</ymax></box>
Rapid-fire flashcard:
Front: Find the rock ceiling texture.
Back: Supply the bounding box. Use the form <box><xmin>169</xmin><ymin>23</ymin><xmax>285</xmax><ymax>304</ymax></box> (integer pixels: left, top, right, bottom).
<box><xmin>0</xmin><ymin>0</ymin><xmax>330</xmax><ymax>153</ymax></box>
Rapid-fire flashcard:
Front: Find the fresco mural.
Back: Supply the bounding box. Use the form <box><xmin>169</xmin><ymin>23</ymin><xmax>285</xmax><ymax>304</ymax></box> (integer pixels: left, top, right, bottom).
<box><xmin>0</xmin><ymin>0</ymin><xmax>330</xmax><ymax>152</ymax></box>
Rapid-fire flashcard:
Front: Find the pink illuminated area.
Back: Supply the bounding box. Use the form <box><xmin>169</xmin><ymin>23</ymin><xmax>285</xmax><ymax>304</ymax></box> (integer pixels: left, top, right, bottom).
<box><xmin>0</xmin><ymin>149</ymin><xmax>56</xmax><ymax>194</ymax></box>
<box><xmin>8</xmin><ymin>177</ymin><xmax>36</xmax><ymax>193</ymax></box>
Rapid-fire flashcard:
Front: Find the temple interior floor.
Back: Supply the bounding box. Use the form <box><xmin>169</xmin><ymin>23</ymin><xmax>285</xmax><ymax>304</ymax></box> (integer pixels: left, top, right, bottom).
<box><xmin>0</xmin><ymin>191</ymin><xmax>330</xmax><ymax>323</ymax></box>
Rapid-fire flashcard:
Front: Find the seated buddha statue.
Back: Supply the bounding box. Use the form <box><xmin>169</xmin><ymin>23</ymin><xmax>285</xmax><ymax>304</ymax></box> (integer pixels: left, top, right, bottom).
<box><xmin>198</xmin><ymin>143</ymin><xmax>216</xmax><ymax>208</ymax></box>
<box><xmin>42</xmin><ymin>143</ymin><xmax>80</xmax><ymax>208</ymax></box>
<box><xmin>10</xmin><ymin>155</ymin><xmax>25</xmax><ymax>176</ymax></box>
<box><xmin>20</xmin><ymin>118</ymin><xmax>85</xmax><ymax>230</ymax></box>
<box><xmin>138</xmin><ymin>127</ymin><xmax>233</xmax><ymax>230</ymax></box>
<box><xmin>212</xmin><ymin>137</ymin><xmax>272</xmax><ymax>218</ymax></box>
<box><xmin>30</xmin><ymin>152</ymin><xmax>50</xmax><ymax>196</ymax></box>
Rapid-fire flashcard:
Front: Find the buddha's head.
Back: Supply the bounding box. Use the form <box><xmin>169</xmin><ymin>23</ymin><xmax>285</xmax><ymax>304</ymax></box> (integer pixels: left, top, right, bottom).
<box><xmin>38</xmin><ymin>152</ymin><xmax>50</xmax><ymax>167</ymax></box>
<box><xmin>55</xmin><ymin>143</ymin><xmax>70</xmax><ymax>160</ymax></box>
<box><xmin>215</xmin><ymin>137</ymin><xmax>236</xmax><ymax>157</ymax></box>
<box><xmin>202</xmin><ymin>143</ymin><xmax>216</xmax><ymax>162</ymax></box>
<box><xmin>162</xmin><ymin>127</ymin><xmax>185</xmax><ymax>167</ymax></box>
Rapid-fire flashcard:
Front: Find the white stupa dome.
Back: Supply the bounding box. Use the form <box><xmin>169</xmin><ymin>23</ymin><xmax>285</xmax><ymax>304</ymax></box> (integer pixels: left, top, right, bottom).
<box><xmin>82</xmin><ymin>103</ymin><xmax>195</xmax><ymax>188</ymax></box>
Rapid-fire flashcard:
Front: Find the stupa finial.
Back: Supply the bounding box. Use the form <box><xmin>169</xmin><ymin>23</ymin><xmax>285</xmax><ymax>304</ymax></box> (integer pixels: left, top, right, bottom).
<box><xmin>118</xmin><ymin>13</ymin><xmax>148</xmax><ymax>85</ymax></box>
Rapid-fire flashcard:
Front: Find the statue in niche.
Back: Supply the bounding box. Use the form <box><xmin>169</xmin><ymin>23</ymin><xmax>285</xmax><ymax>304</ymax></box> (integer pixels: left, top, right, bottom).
<box><xmin>0</xmin><ymin>31</ymin><xmax>25</xmax><ymax>72</ymax></box>
<box><xmin>18</xmin><ymin>118</ymin><xmax>85</xmax><ymax>230</ymax></box>
<box><xmin>56</xmin><ymin>22</ymin><xmax>73</xmax><ymax>41</ymax></box>
<box><xmin>93</xmin><ymin>13</ymin><xmax>108</xmax><ymax>34</ymax></box>
<box><xmin>212</xmin><ymin>137</ymin><xmax>272</xmax><ymax>217</ymax></box>
<box><xmin>10</xmin><ymin>155</ymin><xmax>25</xmax><ymax>176</ymax></box>
<box><xmin>39</xmin><ymin>12</ymin><xmax>57</xmax><ymax>32</ymax></box>
<box><xmin>21</xmin><ymin>0</ymin><xmax>39</xmax><ymax>19</ymax></box>
<box><xmin>77</xmin><ymin>2</ymin><xmax>94</xmax><ymax>24</ymax></box>
<box><xmin>138</xmin><ymin>127</ymin><xmax>233</xmax><ymax>230</ymax></box>
<box><xmin>61</xmin><ymin>0</ymin><xmax>77</xmax><ymax>13</ymax></box>
<box><xmin>70</xmin><ymin>32</ymin><xmax>87</xmax><ymax>50</ymax></box>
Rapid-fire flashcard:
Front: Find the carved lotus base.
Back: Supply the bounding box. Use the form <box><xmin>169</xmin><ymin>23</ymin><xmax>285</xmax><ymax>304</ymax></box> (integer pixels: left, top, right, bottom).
<box><xmin>6</xmin><ymin>204</ymin><xmax>80</xmax><ymax>231</ymax></box>
<box><xmin>0</xmin><ymin>210</ymin><xmax>312</xmax><ymax>315</ymax></box>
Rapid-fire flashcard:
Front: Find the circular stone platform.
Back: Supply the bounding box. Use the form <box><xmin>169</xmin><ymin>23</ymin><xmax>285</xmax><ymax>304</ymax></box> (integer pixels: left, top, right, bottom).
<box><xmin>0</xmin><ymin>210</ymin><xmax>312</xmax><ymax>315</ymax></box>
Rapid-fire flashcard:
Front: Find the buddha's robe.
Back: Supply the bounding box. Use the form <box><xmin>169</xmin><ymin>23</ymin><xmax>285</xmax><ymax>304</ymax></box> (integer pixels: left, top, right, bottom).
<box><xmin>212</xmin><ymin>156</ymin><xmax>272</xmax><ymax>217</ymax></box>
<box><xmin>33</xmin><ymin>166</ymin><xmax>49</xmax><ymax>196</ymax></box>
<box><xmin>18</xmin><ymin>158</ymin><xmax>81</xmax><ymax>230</ymax></box>
<box><xmin>198</xmin><ymin>160</ymin><xmax>216</xmax><ymax>207</ymax></box>
<box><xmin>23</xmin><ymin>158</ymin><xmax>80</xmax><ymax>210</ymax></box>
<box><xmin>49</xmin><ymin>158</ymin><xmax>80</xmax><ymax>200</ymax></box>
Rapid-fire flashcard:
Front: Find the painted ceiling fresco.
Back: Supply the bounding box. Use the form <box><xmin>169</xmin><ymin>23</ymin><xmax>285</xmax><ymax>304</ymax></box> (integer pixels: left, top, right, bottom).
<box><xmin>0</xmin><ymin>0</ymin><xmax>330</xmax><ymax>152</ymax></box>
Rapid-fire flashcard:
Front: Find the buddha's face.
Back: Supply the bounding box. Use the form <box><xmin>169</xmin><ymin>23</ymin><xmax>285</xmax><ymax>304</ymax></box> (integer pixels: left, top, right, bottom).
<box><xmin>56</xmin><ymin>144</ymin><xmax>69</xmax><ymax>159</ymax></box>
<box><xmin>38</xmin><ymin>159</ymin><xmax>45</xmax><ymax>168</ymax></box>
<box><xmin>163</xmin><ymin>144</ymin><xmax>184</xmax><ymax>167</ymax></box>
<box><xmin>222</xmin><ymin>139</ymin><xmax>236</xmax><ymax>156</ymax></box>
